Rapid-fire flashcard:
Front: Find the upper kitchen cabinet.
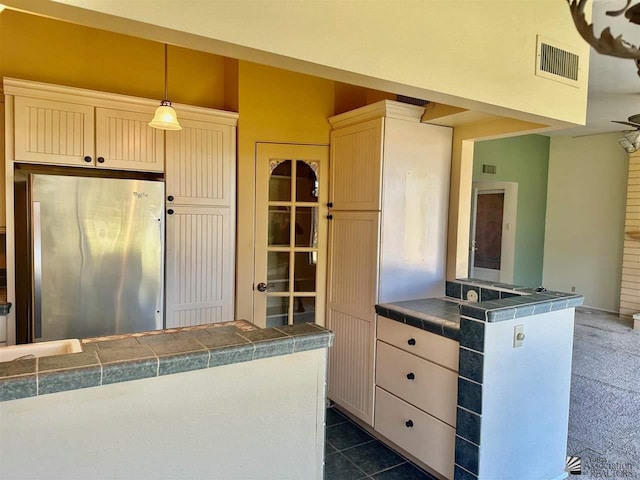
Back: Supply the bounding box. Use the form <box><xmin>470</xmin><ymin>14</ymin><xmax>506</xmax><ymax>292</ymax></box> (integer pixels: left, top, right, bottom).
<box><xmin>5</xmin><ymin>78</ymin><xmax>164</xmax><ymax>173</ymax></box>
<box><xmin>330</xmin><ymin>117</ymin><xmax>383</xmax><ymax>211</ymax></box>
<box><xmin>165</xmin><ymin>116</ymin><xmax>236</xmax><ymax>207</ymax></box>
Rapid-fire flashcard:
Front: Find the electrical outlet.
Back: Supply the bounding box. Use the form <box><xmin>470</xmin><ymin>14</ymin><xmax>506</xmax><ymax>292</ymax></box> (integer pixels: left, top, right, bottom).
<box><xmin>513</xmin><ymin>325</ymin><xmax>525</xmax><ymax>348</ymax></box>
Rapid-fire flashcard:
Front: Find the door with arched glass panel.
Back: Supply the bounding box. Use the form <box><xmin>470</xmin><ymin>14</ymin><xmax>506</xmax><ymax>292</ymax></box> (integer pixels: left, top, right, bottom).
<box><xmin>254</xmin><ymin>143</ymin><xmax>329</xmax><ymax>328</ymax></box>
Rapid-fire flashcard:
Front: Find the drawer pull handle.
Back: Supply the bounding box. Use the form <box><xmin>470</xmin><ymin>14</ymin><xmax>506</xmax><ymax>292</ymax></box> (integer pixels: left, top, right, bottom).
<box><xmin>406</xmin><ymin>372</ymin><xmax>415</xmax><ymax>380</ymax></box>
<box><xmin>407</xmin><ymin>338</ymin><xmax>416</xmax><ymax>346</ymax></box>
<box><xmin>405</xmin><ymin>420</ymin><xmax>414</xmax><ymax>428</ymax></box>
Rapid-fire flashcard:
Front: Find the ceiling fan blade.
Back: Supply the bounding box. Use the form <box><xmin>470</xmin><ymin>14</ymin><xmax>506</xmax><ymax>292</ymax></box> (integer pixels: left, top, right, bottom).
<box><xmin>612</xmin><ymin>120</ymin><xmax>640</xmax><ymax>128</ymax></box>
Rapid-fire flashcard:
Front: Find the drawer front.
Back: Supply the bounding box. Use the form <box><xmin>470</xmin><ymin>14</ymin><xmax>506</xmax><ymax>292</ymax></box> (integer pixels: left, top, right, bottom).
<box><xmin>377</xmin><ymin>315</ymin><xmax>459</xmax><ymax>371</ymax></box>
<box><xmin>376</xmin><ymin>340</ymin><xmax>457</xmax><ymax>426</ymax></box>
<box><xmin>375</xmin><ymin>387</ymin><xmax>455</xmax><ymax>480</ymax></box>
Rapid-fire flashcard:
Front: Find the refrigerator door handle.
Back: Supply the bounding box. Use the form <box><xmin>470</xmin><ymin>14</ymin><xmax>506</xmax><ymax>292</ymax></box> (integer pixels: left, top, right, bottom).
<box><xmin>32</xmin><ymin>201</ymin><xmax>42</xmax><ymax>340</ymax></box>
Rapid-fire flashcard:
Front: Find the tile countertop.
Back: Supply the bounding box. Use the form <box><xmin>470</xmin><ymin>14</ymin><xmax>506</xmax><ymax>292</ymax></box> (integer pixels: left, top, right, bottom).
<box><xmin>0</xmin><ymin>320</ymin><xmax>334</xmax><ymax>403</ymax></box>
<box><xmin>376</xmin><ymin>279</ymin><xmax>584</xmax><ymax>342</ymax></box>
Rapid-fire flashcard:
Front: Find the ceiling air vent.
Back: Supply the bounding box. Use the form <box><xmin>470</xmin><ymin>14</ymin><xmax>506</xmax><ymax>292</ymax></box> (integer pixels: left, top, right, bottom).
<box><xmin>535</xmin><ymin>35</ymin><xmax>580</xmax><ymax>87</ymax></box>
<box><xmin>396</xmin><ymin>95</ymin><xmax>429</xmax><ymax>107</ymax></box>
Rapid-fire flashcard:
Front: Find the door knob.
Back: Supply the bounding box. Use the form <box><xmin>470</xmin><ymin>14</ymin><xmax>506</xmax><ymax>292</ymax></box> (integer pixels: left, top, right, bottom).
<box><xmin>405</xmin><ymin>420</ymin><xmax>414</xmax><ymax>428</ymax></box>
<box><xmin>97</xmin><ymin>157</ymin><xmax>105</xmax><ymax>163</ymax></box>
<box><xmin>256</xmin><ymin>282</ymin><xmax>269</xmax><ymax>292</ymax></box>
<box><xmin>84</xmin><ymin>156</ymin><xmax>92</xmax><ymax>163</ymax></box>
<box><xmin>406</xmin><ymin>372</ymin><xmax>415</xmax><ymax>380</ymax></box>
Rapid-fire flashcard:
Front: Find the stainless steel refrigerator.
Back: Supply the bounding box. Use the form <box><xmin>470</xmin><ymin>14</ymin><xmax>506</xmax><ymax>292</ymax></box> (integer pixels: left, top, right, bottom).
<box><xmin>15</xmin><ymin>172</ymin><xmax>165</xmax><ymax>342</ymax></box>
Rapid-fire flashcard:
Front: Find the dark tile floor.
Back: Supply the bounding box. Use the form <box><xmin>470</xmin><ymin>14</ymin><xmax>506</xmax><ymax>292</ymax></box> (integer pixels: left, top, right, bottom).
<box><xmin>325</xmin><ymin>407</ymin><xmax>437</xmax><ymax>480</ymax></box>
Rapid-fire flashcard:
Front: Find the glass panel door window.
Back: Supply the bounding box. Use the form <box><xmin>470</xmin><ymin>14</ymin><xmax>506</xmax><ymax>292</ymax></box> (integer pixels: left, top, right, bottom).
<box><xmin>254</xmin><ymin>144</ymin><xmax>328</xmax><ymax>328</ymax></box>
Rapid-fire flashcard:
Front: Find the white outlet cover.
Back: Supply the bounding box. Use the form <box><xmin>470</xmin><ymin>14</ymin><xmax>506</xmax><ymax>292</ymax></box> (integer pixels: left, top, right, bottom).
<box><xmin>466</xmin><ymin>289</ymin><xmax>479</xmax><ymax>302</ymax></box>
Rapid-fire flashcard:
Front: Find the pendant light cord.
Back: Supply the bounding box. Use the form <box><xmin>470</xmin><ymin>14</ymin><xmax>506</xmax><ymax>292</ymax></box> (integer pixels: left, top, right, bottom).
<box><xmin>164</xmin><ymin>43</ymin><xmax>169</xmax><ymax>102</ymax></box>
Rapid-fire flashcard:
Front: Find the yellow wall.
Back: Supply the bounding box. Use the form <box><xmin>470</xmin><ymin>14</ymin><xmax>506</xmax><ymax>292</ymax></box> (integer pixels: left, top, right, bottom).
<box><xmin>235</xmin><ymin>61</ymin><xmax>335</xmax><ymax>320</ymax></box>
<box><xmin>15</xmin><ymin>0</ymin><xmax>589</xmax><ymax>128</ymax></box>
<box><xmin>0</xmin><ymin>10</ymin><xmax>230</xmax><ymax>109</ymax></box>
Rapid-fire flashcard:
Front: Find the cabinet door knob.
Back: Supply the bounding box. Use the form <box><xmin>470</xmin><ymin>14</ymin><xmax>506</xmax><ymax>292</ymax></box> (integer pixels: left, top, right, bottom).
<box><xmin>407</xmin><ymin>338</ymin><xmax>416</xmax><ymax>346</ymax></box>
<box><xmin>97</xmin><ymin>157</ymin><xmax>105</xmax><ymax>163</ymax></box>
<box><xmin>327</xmin><ymin>202</ymin><xmax>334</xmax><ymax>208</ymax></box>
<box><xmin>327</xmin><ymin>214</ymin><xmax>333</xmax><ymax>220</ymax></box>
<box><xmin>167</xmin><ymin>195</ymin><xmax>174</xmax><ymax>202</ymax></box>
<box><xmin>84</xmin><ymin>156</ymin><xmax>92</xmax><ymax>163</ymax></box>
<box><xmin>167</xmin><ymin>209</ymin><xmax>174</xmax><ymax>215</ymax></box>
<box><xmin>406</xmin><ymin>372</ymin><xmax>415</xmax><ymax>380</ymax></box>
<box><xmin>405</xmin><ymin>420</ymin><xmax>414</xmax><ymax>428</ymax></box>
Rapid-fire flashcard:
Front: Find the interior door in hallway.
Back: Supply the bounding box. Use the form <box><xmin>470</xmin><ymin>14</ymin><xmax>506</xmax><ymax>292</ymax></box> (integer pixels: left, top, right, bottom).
<box><xmin>253</xmin><ymin>143</ymin><xmax>329</xmax><ymax>328</ymax></box>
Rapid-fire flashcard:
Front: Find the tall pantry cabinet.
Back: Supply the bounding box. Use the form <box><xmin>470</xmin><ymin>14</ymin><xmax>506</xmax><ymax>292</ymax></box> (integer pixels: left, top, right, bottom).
<box><xmin>164</xmin><ymin>110</ymin><xmax>238</xmax><ymax>328</ymax></box>
<box><xmin>326</xmin><ymin>100</ymin><xmax>452</xmax><ymax>426</ymax></box>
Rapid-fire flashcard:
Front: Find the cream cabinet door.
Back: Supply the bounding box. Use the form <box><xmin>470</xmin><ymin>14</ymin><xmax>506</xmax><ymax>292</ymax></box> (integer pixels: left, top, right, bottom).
<box><xmin>330</xmin><ymin>117</ymin><xmax>383</xmax><ymax>211</ymax></box>
<box><xmin>165</xmin><ymin>118</ymin><xmax>234</xmax><ymax>206</ymax></box>
<box><xmin>326</xmin><ymin>210</ymin><xmax>380</xmax><ymax>426</ymax></box>
<box><xmin>13</xmin><ymin>96</ymin><xmax>94</xmax><ymax>166</ymax></box>
<box><xmin>165</xmin><ymin>205</ymin><xmax>233</xmax><ymax>328</ymax></box>
<box><xmin>95</xmin><ymin>108</ymin><xmax>164</xmax><ymax>172</ymax></box>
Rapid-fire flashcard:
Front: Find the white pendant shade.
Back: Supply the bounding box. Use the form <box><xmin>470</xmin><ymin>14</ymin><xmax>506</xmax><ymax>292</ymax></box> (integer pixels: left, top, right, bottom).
<box><xmin>149</xmin><ymin>44</ymin><xmax>182</xmax><ymax>131</ymax></box>
<box><xmin>149</xmin><ymin>100</ymin><xmax>182</xmax><ymax>130</ymax></box>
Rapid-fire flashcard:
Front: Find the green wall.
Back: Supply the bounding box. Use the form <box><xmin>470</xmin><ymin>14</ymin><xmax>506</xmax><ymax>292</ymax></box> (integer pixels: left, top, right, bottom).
<box><xmin>473</xmin><ymin>134</ymin><xmax>550</xmax><ymax>287</ymax></box>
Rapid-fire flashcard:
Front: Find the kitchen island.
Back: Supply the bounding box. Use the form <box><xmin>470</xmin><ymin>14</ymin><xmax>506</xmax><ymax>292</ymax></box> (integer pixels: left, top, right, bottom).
<box><xmin>373</xmin><ymin>279</ymin><xmax>583</xmax><ymax>480</ymax></box>
<box><xmin>0</xmin><ymin>320</ymin><xmax>333</xmax><ymax>480</ymax></box>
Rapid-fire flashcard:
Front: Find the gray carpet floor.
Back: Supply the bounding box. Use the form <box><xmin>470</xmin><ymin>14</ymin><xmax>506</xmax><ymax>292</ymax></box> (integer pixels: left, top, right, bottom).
<box><xmin>567</xmin><ymin>307</ymin><xmax>640</xmax><ymax>479</ymax></box>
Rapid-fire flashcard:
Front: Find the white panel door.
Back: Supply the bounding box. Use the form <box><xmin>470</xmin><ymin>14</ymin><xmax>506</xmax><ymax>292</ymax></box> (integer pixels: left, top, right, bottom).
<box><xmin>165</xmin><ymin>118</ymin><xmax>234</xmax><ymax>206</ymax></box>
<box><xmin>165</xmin><ymin>205</ymin><xmax>233</xmax><ymax>328</ymax></box>
<box><xmin>326</xmin><ymin>210</ymin><xmax>380</xmax><ymax>426</ymax></box>
<box><xmin>13</xmin><ymin>96</ymin><xmax>94</xmax><ymax>166</ymax></box>
<box><xmin>330</xmin><ymin>118</ymin><xmax>383</xmax><ymax>211</ymax></box>
<box><xmin>95</xmin><ymin>108</ymin><xmax>164</xmax><ymax>172</ymax></box>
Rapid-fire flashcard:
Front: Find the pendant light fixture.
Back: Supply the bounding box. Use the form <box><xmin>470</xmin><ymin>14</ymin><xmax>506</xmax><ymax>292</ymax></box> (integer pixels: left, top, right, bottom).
<box><xmin>149</xmin><ymin>44</ymin><xmax>182</xmax><ymax>131</ymax></box>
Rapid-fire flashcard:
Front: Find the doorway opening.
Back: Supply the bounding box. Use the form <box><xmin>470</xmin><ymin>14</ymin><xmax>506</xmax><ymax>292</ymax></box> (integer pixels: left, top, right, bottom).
<box><xmin>469</xmin><ymin>181</ymin><xmax>518</xmax><ymax>283</ymax></box>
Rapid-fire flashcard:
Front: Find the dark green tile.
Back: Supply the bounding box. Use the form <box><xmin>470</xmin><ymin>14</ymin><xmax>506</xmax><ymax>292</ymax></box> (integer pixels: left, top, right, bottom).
<box><xmin>341</xmin><ymin>440</ymin><xmax>404</xmax><ymax>475</ymax></box>
<box><xmin>454</xmin><ymin>465</ymin><xmax>478</xmax><ymax>480</ymax></box>
<box><xmin>253</xmin><ymin>337</ymin><xmax>294</xmax><ymax>359</ymax></box>
<box><xmin>480</xmin><ymin>288</ymin><xmax>499</xmax><ymax>302</ymax></box>
<box><xmin>208</xmin><ymin>343</ymin><xmax>254</xmax><ymax>367</ymax></box>
<box><xmin>455</xmin><ymin>436</ymin><xmax>479</xmax><ymax>475</ymax></box>
<box><xmin>98</xmin><ymin>338</ymin><xmax>140</xmax><ymax>349</ymax></box>
<box><xmin>196</xmin><ymin>332</ymin><xmax>249</xmax><ymax>349</ymax></box>
<box><xmin>459</xmin><ymin>318</ymin><xmax>484</xmax><ymax>352</ymax></box>
<box><xmin>38</xmin><ymin>366</ymin><xmax>101</xmax><ymax>395</ymax></box>
<box><xmin>102</xmin><ymin>358</ymin><xmax>158</xmax><ymax>385</ymax></box>
<box><xmin>326</xmin><ymin>421</ymin><xmax>373</xmax><ymax>450</ymax></box>
<box><xmin>326</xmin><ymin>407</ymin><xmax>348</xmax><ymax>427</ymax></box>
<box><xmin>38</xmin><ymin>352</ymin><xmax>99</xmax><ymax>373</ymax></box>
<box><xmin>81</xmin><ymin>342</ymin><xmax>99</xmax><ymax>353</ymax></box>
<box><xmin>0</xmin><ymin>375</ymin><xmax>37</xmax><ymax>401</ymax></box>
<box><xmin>456</xmin><ymin>407</ymin><xmax>481</xmax><ymax>445</ymax></box>
<box><xmin>97</xmin><ymin>345</ymin><xmax>156</xmax><ymax>364</ymax></box>
<box><xmin>158</xmin><ymin>350</ymin><xmax>209</xmax><ymax>376</ymax></box>
<box><xmin>0</xmin><ymin>357</ymin><xmax>36</xmax><ymax>378</ymax></box>
<box><xmin>292</xmin><ymin>332</ymin><xmax>332</xmax><ymax>352</ymax></box>
<box><xmin>372</xmin><ymin>462</ymin><xmax>434</xmax><ymax>479</ymax></box>
<box><xmin>459</xmin><ymin>348</ymin><xmax>483</xmax><ymax>384</ymax></box>
<box><xmin>445</xmin><ymin>281</ymin><xmax>462</xmax><ymax>299</ymax></box>
<box><xmin>324</xmin><ymin>452</ymin><xmax>368</xmax><ymax>480</ymax></box>
<box><xmin>137</xmin><ymin>333</ymin><xmax>177</xmax><ymax>344</ymax></box>
<box><xmin>239</xmin><ymin>328</ymin><xmax>289</xmax><ymax>342</ymax></box>
<box><xmin>274</xmin><ymin>323</ymin><xmax>322</xmax><ymax>336</ymax></box>
<box><xmin>147</xmin><ymin>337</ymin><xmax>206</xmax><ymax>356</ymax></box>
<box><xmin>458</xmin><ymin>378</ymin><xmax>482</xmax><ymax>414</ymax></box>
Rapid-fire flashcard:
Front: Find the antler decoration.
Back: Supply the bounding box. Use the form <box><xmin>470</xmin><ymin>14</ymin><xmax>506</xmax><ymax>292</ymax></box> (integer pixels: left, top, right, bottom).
<box><xmin>568</xmin><ymin>0</ymin><xmax>640</xmax><ymax>75</ymax></box>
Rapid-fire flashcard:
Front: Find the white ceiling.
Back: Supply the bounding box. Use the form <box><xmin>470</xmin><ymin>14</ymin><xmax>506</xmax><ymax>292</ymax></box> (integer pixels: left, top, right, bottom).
<box><xmin>552</xmin><ymin>0</ymin><xmax>640</xmax><ymax>137</ymax></box>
